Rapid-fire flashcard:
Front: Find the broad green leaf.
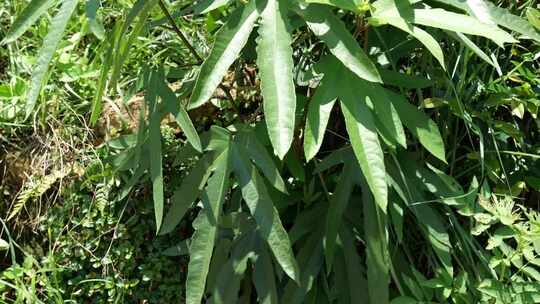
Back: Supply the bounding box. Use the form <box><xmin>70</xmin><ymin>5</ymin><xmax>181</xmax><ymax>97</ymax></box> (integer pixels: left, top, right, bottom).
<box><xmin>189</xmin><ymin>1</ymin><xmax>259</xmax><ymax>109</ymax></box>
<box><xmin>186</xmin><ymin>148</ymin><xmax>231</xmax><ymax>304</ymax></box>
<box><xmin>252</xmin><ymin>241</ymin><xmax>279</xmax><ymax>304</ymax></box>
<box><xmin>257</xmin><ymin>0</ymin><xmax>297</xmax><ymax>159</ymax></box>
<box><xmin>147</xmin><ymin>72</ymin><xmax>165</xmax><ymax>232</ymax></box>
<box><xmin>411</xmin><ymin>8</ymin><xmax>517</xmax><ymax>47</ymax></box>
<box><xmin>484</xmin><ymin>1</ymin><xmax>540</xmax><ymax>42</ymax></box>
<box><xmin>25</xmin><ymin>0</ymin><xmax>78</xmax><ymax>117</ymax></box>
<box><xmin>193</xmin><ymin>0</ymin><xmax>233</xmax><ymax>14</ymax></box>
<box><xmin>231</xmin><ymin>144</ymin><xmax>300</xmax><ymax>283</ymax></box>
<box><xmin>211</xmin><ymin>233</ymin><xmax>255</xmax><ymax>304</ymax></box>
<box><xmin>447</xmin><ymin>31</ymin><xmax>498</xmax><ymax>68</ymax></box>
<box><xmin>466</xmin><ymin>0</ymin><xmax>495</xmax><ymax>25</ymax></box>
<box><xmin>387</xmin><ymin>90</ymin><xmax>446</xmax><ymax>162</ymax></box>
<box><xmin>433</xmin><ymin>0</ymin><xmax>540</xmax><ymax>42</ymax></box>
<box><xmin>372</xmin><ymin>16</ymin><xmax>445</xmax><ymax>69</ymax></box>
<box><xmin>303</xmin><ymin>56</ymin><xmax>340</xmax><ymax>161</ymax></box>
<box><xmin>281</xmin><ymin>228</ymin><xmax>324</xmax><ymax>304</ymax></box>
<box><xmin>341</xmin><ymin>79</ymin><xmax>387</xmax><ymax>212</ymax></box>
<box><xmin>237</xmin><ymin>130</ymin><xmax>288</xmax><ymax>193</ymax></box>
<box><xmin>159</xmin><ymin>79</ymin><xmax>202</xmax><ymax>152</ymax></box>
<box><xmin>340</xmin><ymin>227</ymin><xmax>369</xmax><ymax>304</ymax></box>
<box><xmin>1</xmin><ymin>0</ymin><xmax>56</xmax><ymax>44</ymax></box>
<box><xmin>362</xmin><ymin>177</ymin><xmax>390</xmax><ymax>304</ymax></box>
<box><xmin>148</xmin><ymin>113</ymin><xmax>164</xmax><ymax>231</ymax></box>
<box><xmin>361</xmin><ymin>81</ymin><xmax>406</xmax><ymax>148</ymax></box>
<box><xmin>527</xmin><ymin>8</ymin><xmax>540</xmax><ymax>31</ymax></box>
<box><xmin>324</xmin><ymin>164</ymin><xmax>355</xmax><ymax>271</ymax></box>
<box><xmin>85</xmin><ymin>0</ymin><xmax>106</xmax><ymax>40</ymax></box>
<box><xmin>300</xmin><ymin>4</ymin><xmax>382</xmax><ymax>83</ymax></box>
<box><xmin>371</xmin><ymin>0</ymin><xmax>445</xmax><ymax>69</ymax></box>
<box><xmin>305</xmin><ymin>0</ymin><xmax>368</xmax><ymax>13</ymax></box>
<box><xmin>160</xmin><ymin>154</ymin><xmax>214</xmax><ymax>235</ymax></box>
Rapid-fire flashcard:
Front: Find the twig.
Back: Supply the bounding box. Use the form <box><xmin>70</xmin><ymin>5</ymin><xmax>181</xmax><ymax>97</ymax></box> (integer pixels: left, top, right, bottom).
<box><xmin>157</xmin><ymin>0</ymin><xmax>203</xmax><ymax>64</ymax></box>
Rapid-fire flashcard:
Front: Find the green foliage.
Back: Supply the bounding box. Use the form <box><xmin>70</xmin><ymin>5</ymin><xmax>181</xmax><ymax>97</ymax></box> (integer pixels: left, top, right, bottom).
<box><xmin>1</xmin><ymin>0</ymin><xmax>540</xmax><ymax>303</ymax></box>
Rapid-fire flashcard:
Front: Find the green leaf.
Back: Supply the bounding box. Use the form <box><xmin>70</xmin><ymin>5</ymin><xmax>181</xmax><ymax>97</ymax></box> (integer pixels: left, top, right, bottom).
<box><xmin>252</xmin><ymin>240</ymin><xmax>279</xmax><ymax>304</ymax></box>
<box><xmin>371</xmin><ymin>0</ymin><xmax>445</xmax><ymax>69</ymax></box>
<box><xmin>361</xmin><ymin>177</ymin><xmax>390</xmax><ymax>304</ymax></box>
<box><xmin>387</xmin><ymin>90</ymin><xmax>446</xmax><ymax>162</ymax></box>
<box><xmin>340</xmin><ymin>227</ymin><xmax>369</xmax><ymax>304</ymax></box>
<box><xmin>372</xmin><ymin>16</ymin><xmax>445</xmax><ymax>69</ymax></box>
<box><xmin>25</xmin><ymin>0</ymin><xmax>78</xmax><ymax>117</ymax></box>
<box><xmin>237</xmin><ymin>130</ymin><xmax>288</xmax><ymax>194</ymax></box>
<box><xmin>303</xmin><ymin>56</ymin><xmax>339</xmax><ymax>161</ymax></box>
<box><xmin>527</xmin><ymin>8</ymin><xmax>540</xmax><ymax>31</ymax></box>
<box><xmin>147</xmin><ymin>73</ymin><xmax>165</xmax><ymax>232</ymax></box>
<box><xmin>231</xmin><ymin>144</ymin><xmax>300</xmax><ymax>283</ymax></box>
<box><xmin>281</xmin><ymin>228</ymin><xmax>324</xmax><ymax>304</ymax></box>
<box><xmin>257</xmin><ymin>0</ymin><xmax>297</xmax><ymax>159</ymax></box>
<box><xmin>305</xmin><ymin>0</ymin><xmax>368</xmax><ymax>13</ymax></box>
<box><xmin>433</xmin><ymin>0</ymin><xmax>540</xmax><ymax>42</ymax></box>
<box><xmin>1</xmin><ymin>0</ymin><xmax>57</xmax><ymax>44</ymax></box>
<box><xmin>410</xmin><ymin>8</ymin><xmax>516</xmax><ymax>47</ymax></box>
<box><xmin>211</xmin><ymin>233</ymin><xmax>255</xmax><ymax>304</ymax></box>
<box><xmin>379</xmin><ymin>69</ymin><xmax>433</xmax><ymax>89</ymax></box>
<box><xmin>324</xmin><ymin>164</ymin><xmax>355</xmax><ymax>271</ymax></box>
<box><xmin>189</xmin><ymin>1</ymin><xmax>259</xmax><ymax>109</ymax></box>
<box><xmin>447</xmin><ymin>31</ymin><xmax>498</xmax><ymax>68</ymax></box>
<box><xmin>159</xmin><ymin>79</ymin><xmax>202</xmax><ymax>152</ymax></box>
<box><xmin>160</xmin><ymin>154</ymin><xmax>215</xmax><ymax>235</ymax></box>
<box><xmin>89</xmin><ymin>24</ymin><xmax>117</xmax><ymax>125</ymax></box>
<box><xmin>186</xmin><ymin>148</ymin><xmax>231</xmax><ymax>304</ymax></box>
<box><xmin>300</xmin><ymin>4</ymin><xmax>382</xmax><ymax>83</ymax></box>
<box><xmin>85</xmin><ymin>0</ymin><xmax>106</xmax><ymax>40</ymax></box>
<box><xmin>362</xmin><ymin>81</ymin><xmax>406</xmax><ymax>148</ymax></box>
<box><xmin>341</xmin><ymin>79</ymin><xmax>387</xmax><ymax>212</ymax></box>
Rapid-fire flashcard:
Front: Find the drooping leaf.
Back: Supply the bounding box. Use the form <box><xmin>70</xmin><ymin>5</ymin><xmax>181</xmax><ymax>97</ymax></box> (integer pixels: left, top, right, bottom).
<box><xmin>159</xmin><ymin>78</ymin><xmax>202</xmax><ymax>152</ymax></box>
<box><xmin>160</xmin><ymin>154</ymin><xmax>215</xmax><ymax>235</ymax></box>
<box><xmin>387</xmin><ymin>90</ymin><xmax>446</xmax><ymax>162</ymax></box>
<box><xmin>410</xmin><ymin>8</ymin><xmax>516</xmax><ymax>47</ymax></box>
<box><xmin>237</xmin><ymin>130</ymin><xmax>288</xmax><ymax>194</ymax></box>
<box><xmin>257</xmin><ymin>0</ymin><xmax>297</xmax><ymax>159</ymax></box>
<box><xmin>25</xmin><ymin>0</ymin><xmax>79</xmax><ymax>117</ymax></box>
<box><xmin>370</xmin><ymin>0</ymin><xmax>445</xmax><ymax>69</ymax></box>
<box><xmin>281</xmin><ymin>227</ymin><xmax>324</xmax><ymax>304</ymax></box>
<box><xmin>324</xmin><ymin>164</ymin><xmax>355</xmax><ymax>271</ymax></box>
<box><xmin>361</xmin><ymin>81</ymin><xmax>406</xmax><ymax>148</ymax></box>
<box><xmin>231</xmin><ymin>143</ymin><xmax>300</xmax><ymax>283</ymax></box>
<box><xmin>340</xmin><ymin>226</ymin><xmax>369</xmax><ymax>304</ymax></box>
<box><xmin>300</xmin><ymin>4</ymin><xmax>382</xmax><ymax>83</ymax></box>
<box><xmin>341</xmin><ymin>78</ymin><xmax>388</xmax><ymax>212</ymax></box>
<box><xmin>361</xmin><ymin>177</ymin><xmax>390</xmax><ymax>304</ymax></box>
<box><xmin>433</xmin><ymin>0</ymin><xmax>540</xmax><ymax>42</ymax></box>
<box><xmin>189</xmin><ymin>1</ymin><xmax>259</xmax><ymax>109</ymax></box>
<box><xmin>252</xmin><ymin>240</ymin><xmax>279</xmax><ymax>304</ymax></box>
<box><xmin>210</xmin><ymin>233</ymin><xmax>255</xmax><ymax>304</ymax></box>
<box><xmin>186</xmin><ymin>148</ymin><xmax>231</xmax><ymax>304</ymax></box>
<box><xmin>303</xmin><ymin>56</ymin><xmax>340</xmax><ymax>161</ymax></box>
<box><xmin>1</xmin><ymin>0</ymin><xmax>57</xmax><ymax>44</ymax></box>
<box><xmin>147</xmin><ymin>101</ymin><xmax>164</xmax><ymax>231</ymax></box>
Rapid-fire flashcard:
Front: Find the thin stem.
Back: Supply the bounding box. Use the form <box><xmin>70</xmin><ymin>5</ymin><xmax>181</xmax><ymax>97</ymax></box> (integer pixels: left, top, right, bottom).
<box><xmin>157</xmin><ymin>0</ymin><xmax>203</xmax><ymax>64</ymax></box>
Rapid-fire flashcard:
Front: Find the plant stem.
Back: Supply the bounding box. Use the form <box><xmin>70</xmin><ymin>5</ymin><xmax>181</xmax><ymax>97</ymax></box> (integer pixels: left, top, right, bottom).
<box><xmin>157</xmin><ymin>0</ymin><xmax>203</xmax><ymax>64</ymax></box>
